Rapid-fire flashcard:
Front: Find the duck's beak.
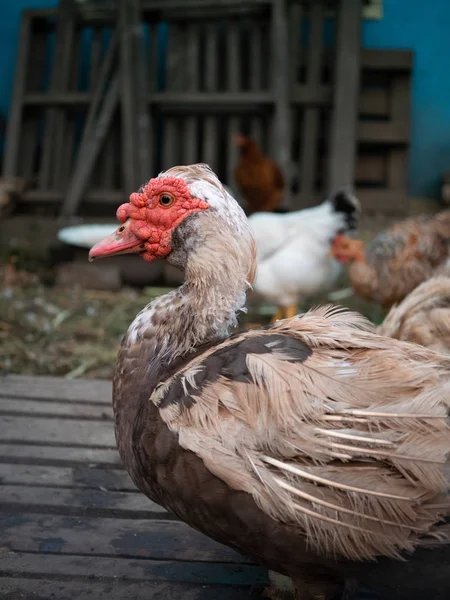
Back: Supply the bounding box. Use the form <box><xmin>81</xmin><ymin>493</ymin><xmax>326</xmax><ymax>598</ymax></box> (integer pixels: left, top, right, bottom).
<box><xmin>88</xmin><ymin>220</ymin><xmax>142</xmax><ymax>261</ymax></box>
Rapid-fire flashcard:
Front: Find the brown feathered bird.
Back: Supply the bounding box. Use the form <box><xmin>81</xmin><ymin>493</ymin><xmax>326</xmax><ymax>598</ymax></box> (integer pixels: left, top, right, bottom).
<box><xmin>89</xmin><ymin>165</ymin><xmax>450</xmax><ymax>600</ymax></box>
<box><xmin>378</xmin><ymin>276</ymin><xmax>450</xmax><ymax>353</ymax></box>
<box><xmin>330</xmin><ymin>211</ymin><xmax>450</xmax><ymax>309</ymax></box>
<box><xmin>234</xmin><ymin>135</ymin><xmax>285</xmax><ymax>213</ymax></box>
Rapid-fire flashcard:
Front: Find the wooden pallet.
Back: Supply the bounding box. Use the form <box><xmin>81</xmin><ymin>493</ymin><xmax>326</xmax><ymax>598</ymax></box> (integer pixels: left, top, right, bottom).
<box><xmin>0</xmin><ymin>374</ymin><xmax>267</xmax><ymax>599</ymax></box>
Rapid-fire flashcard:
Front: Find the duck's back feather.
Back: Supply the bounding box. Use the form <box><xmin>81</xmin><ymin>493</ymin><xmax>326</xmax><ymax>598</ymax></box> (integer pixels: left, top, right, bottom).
<box><xmin>150</xmin><ymin>306</ymin><xmax>450</xmax><ymax>561</ymax></box>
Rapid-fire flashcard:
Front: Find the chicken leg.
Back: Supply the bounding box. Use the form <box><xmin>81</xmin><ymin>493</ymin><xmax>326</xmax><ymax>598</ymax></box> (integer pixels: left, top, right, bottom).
<box><xmin>271</xmin><ymin>307</ymin><xmax>286</xmax><ymax>323</ymax></box>
<box><xmin>285</xmin><ymin>304</ymin><xmax>298</xmax><ymax>319</ymax></box>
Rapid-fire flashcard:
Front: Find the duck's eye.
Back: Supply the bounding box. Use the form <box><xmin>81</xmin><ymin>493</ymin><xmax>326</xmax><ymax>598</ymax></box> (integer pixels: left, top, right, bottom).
<box><xmin>159</xmin><ymin>193</ymin><xmax>175</xmax><ymax>208</ymax></box>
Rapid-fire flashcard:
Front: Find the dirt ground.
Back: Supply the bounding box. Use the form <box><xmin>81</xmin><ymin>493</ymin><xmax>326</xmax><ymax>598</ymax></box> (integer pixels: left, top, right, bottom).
<box><xmin>0</xmin><ymin>263</ymin><xmax>385</xmax><ymax>380</ymax></box>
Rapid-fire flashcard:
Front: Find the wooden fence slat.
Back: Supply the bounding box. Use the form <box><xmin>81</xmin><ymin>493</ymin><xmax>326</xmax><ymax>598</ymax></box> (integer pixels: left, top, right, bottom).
<box><xmin>0</xmin><ymin>552</ymin><xmax>267</xmax><ymax>586</ymax></box>
<box><xmin>288</xmin><ymin>1</ymin><xmax>301</xmax><ymax>86</ymax></box>
<box><xmin>327</xmin><ymin>0</ymin><xmax>362</xmax><ymax>194</ymax></box>
<box><xmin>183</xmin><ymin>23</ymin><xmax>200</xmax><ymax>164</ymax></box>
<box><xmin>3</xmin><ymin>12</ymin><xmax>32</xmax><ymax>177</ymax></box>
<box><xmin>90</xmin><ymin>27</ymin><xmax>103</xmax><ymax>89</ymax></box>
<box><xmin>0</xmin><ymin>416</ymin><xmax>115</xmax><ymax>447</ymax></box>
<box><xmin>38</xmin><ymin>0</ymin><xmax>76</xmax><ymax>190</ymax></box>
<box><xmin>0</xmin><ymin>512</ymin><xmax>250</xmax><ymax>563</ymax></box>
<box><xmin>61</xmin><ymin>73</ymin><xmax>120</xmax><ymax>217</ymax></box>
<box><xmin>226</xmin><ymin>21</ymin><xmax>240</xmax><ymax>188</ymax></box>
<box><xmin>19</xmin><ymin>21</ymin><xmax>47</xmax><ymax>180</ymax></box>
<box><xmin>270</xmin><ymin>0</ymin><xmax>290</xmax><ymax>202</ymax></box>
<box><xmin>299</xmin><ymin>2</ymin><xmax>324</xmax><ymax>198</ymax></box>
<box><xmin>0</xmin><ymin>463</ymin><xmax>130</xmax><ymax>489</ymax></box>
<box><xmin>164</xmin><ymin>23</ymin><xmax>184</xmax><ymax>169</ymax></box>
<box><xmin>250</xmin><ymin>23</ymin><xmax>263</xmax><ymax>147</ymax></box>
<box><xmin>357</xmin><ymin>121</ymin><xmax>409</xmax><ymax>144</ymax></box>
<box><xmin>203</xmin><ymin>23</ymin><xmax>219</xmax><ymax>171</ymax></box>
<box><xmin>355</xmin><ymin>154</ymin><xmax>385</xmax><ymax>184</ymax></box>
<box><xmin>0</xmin><ymin>444</ymin><xmax>120</xmax><ymax>466</ymax></box>
<box><xmin>57</xmin><ymin>26</ymin><xmax>82</xmax><ymax>190</ymax></box>
<box><xmin>0</xmin><ymin>398</ymin><xmax>113</xmax><ymax>420</ymax></box>
<box><xmin>0</xmin><ymin>375</ymin><xmax>112</xmax><ymax>403</ymax></box>
<box><xmin>119</xmin><ymin>0</ymin><xmax>151</xmax><ymax>191</ymax></box>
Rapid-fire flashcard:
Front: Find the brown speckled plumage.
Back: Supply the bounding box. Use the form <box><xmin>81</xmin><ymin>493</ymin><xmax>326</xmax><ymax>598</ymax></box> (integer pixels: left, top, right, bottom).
<box><xmin>332</xmin><ymin>212</ymin><xmax>450</xmax><ymax>309</ymax></box>
<box><xmin>92</xmin><ymin>165</ymin><xmax>450</xmax><ymax>600</ymax></box>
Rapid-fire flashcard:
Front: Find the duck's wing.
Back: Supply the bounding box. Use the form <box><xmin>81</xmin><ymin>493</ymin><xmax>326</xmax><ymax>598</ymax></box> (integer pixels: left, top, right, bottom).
<box><xmin>151</xmin><ymin>306</ymin><xmax>450</xmax><ymax>561</ymax></box>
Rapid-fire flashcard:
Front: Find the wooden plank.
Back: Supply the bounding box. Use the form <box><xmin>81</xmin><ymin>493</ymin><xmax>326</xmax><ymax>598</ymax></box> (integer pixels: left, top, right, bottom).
<box><xmin>133</xmin><ymin>3</ymin><xmax>153</xmax><ymax>184</ymax></box>
<box><xmin>119</xmin><ymin>0</ymin><xmax>137</xmax><ymax>192</ymax></box>
<box><xmin>164</xmin><ymin>23</ymin><xmax>184</xmax><ymax>169</ymax></box>
<box><xmin>183</xmin><ymin>23</ymin><xmax>200</xmax><ymax>164</ymax></box>
<box><xmin>327</xmin><ymin>0</ymin><xmax>362</xmax><ymax>193</ymax></box>
<box><xmin>0</xmin><ymin>577</ymin><xmax>254</xmax><ymax>600</ymax></box>
<box><xmin>355</xmin><ymin>154</ymin><xmax>385</xmax><ymax>184</ymax></box>
<box><xmin>288</xmin><ymin>1</ymin><xmax>302</xmax><ymax>86</ymax></box>
<box><xmin>357</xmin><ymin>121</ymin><xmax>410</xmax><ymax>144</ymax></box>
<box><xmin>3</xmin><ymin>12</ymin><xmax>32</xmax><ymax>177</ymax></box>
<box><xmin>203</xmin><ymin>24</ymin><xmax>219</xmax><ymax>171</ymax></box>
<box><xmin>0</xmin><ymin>552</ymin><xmax>266</xmax><ymax>589</ymax></box>
<box><xmin>61</xmin><ymin>32</ymin><xmax>119</xmax><ymax>217</ymax></box>
<box><xmin>39</xmin><ymin>0</ymin><xmax>76</xmax><ymax>190</ymax></box>
<box><xmin>24</xmin><ymin>90</ymin><xmax>274</xmax><ymax>106</ymax></box>
<box><xmin>148</xmin><ymin>21</ymin><xmax>158</xmax><ymax>93</ymax></box>
<box><xmin>21</xmin><ymin>188</ymin><xmax>124</xmax><ymax>204</ymax></box>
<box><xmin>0</xmin><ymin>463</ymin><xmax>130</xmax><ymax>490</ymax></box>
<box><xmin>19</xmin><ymin>20</ymin><xmax>48</xmax><ymax>179</ymax></box>
<box><xmin>0</xmin><ymin>552</ymin><xmax>267</xmax><ymax>586</ymax></box>
<box><xmin>359</xmin><ymin>87</ymin><xmax>389</xmax><ymax>117</ymax></box>
<box><xmin>0</xmin><ymin>512</ymin><xmax>251</xmax><ymax>563</ymax></box>
<box><xmin>299</xmin><ymin>2</ymin><xmax>324</xmax><ymax>199</ymax></box>
<box><xmin>62</xmin><ymin>74</ymin><xmax>120</xmax><ymax>216</ymax></box>
<box><xmin>90</xmin><ymin>27</ymin><xmax>103</xmax><ymax>90</ymax></box>
<box><xmin>0</xmin><ymin>397</ymin><xmax>113</xmax><ymax>420</ymax></box>
<box><xmin>361</xmin><ymin>48</ymin><xmax>413</xmax><ymax>71</ymax></box>
<box><xmin>270</xmin><ymin>0</ymin><xmax>291</xmax><ymax>193</ymax></box>
<box><xmin>0</xmin><ymin>375</ymin><xmax>112</xmax><ymax>403</ymax></box>
<box><xmin>390</xmin><ymin>72</ymin><xmax>411</xmax><ymax>132</ymax></box>
<box><xmin>0</xmin><ymin>416</ymin><xmax>115</xmax><ymax>447</ymax></box>
<box><xmin>58</xmin><ymin>25</ymin><xmax>82</xmax><ymax>189</ymax></box>
<box><xmin>53</xmin><ymin>25</ymin><xmax>81</xmax><ymax>191</ymax></box>
<box><xmin>0</xmin><ymin>484</ymin><xmax>165</xmax><ymax>517</ymax></box>
<box><xmin>0</xmin><ymin>444</ymin><xmax>120</xmax><ymax>467</ymax></box>
<box><xmin>226</xmin><ymin>22</ymin><xmax>240</xmax><ymax>187</ymax></box>
<box><xmin>119</xmin><ymin>0</ymin><xmax>151</xmax><ymax>191</ymax></box>
<box><xmin>101</xmin><ymin>120</ymin><xmax>120</xmax><ymax>189</ymax></box>
<box><xmin>250</xmin><ymin>22</ymin><xmax>264</xmax><ymax>146</ymax></box>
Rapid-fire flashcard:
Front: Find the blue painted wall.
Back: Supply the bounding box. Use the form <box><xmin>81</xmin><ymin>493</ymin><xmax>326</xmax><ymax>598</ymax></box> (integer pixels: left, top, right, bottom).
<box><xmin>1</xmin><ymin>0</ymin><xmax>450</xmax><ymax>198</ymax></box>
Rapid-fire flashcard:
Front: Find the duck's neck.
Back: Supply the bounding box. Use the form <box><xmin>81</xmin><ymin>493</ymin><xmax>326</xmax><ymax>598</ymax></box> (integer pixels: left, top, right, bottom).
<box><xmin>121</xmin><ymin>228</ymin><xmax>251</xmax><ymax>385</ymax></box>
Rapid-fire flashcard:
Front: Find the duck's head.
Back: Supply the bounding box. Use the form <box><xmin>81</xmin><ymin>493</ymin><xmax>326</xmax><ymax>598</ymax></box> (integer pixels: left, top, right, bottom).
<box><xmin>89</xmin><ymin>164</ymin><xmax>256</xmax><ymax>284</ymax></box>
<box><xmin>330</xmin><ymin>233</ymin><xmax>365</xmax><ymax>264</ymax></box>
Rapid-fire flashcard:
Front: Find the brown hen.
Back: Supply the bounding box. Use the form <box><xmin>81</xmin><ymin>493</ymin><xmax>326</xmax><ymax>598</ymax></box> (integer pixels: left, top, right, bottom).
<box><xmin>331</xmin><ymin>211</ymin><xmax>450</xmax><ymax>309</ymax></box>
<box><xmin>234</xmin><ymin>135</ymin><xmax>285</xmax><ymax>214</ymax></box>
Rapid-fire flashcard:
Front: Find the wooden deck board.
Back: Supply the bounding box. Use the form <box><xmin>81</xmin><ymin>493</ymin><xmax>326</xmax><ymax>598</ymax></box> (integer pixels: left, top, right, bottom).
<box><xmin>0</xmin><ymin>374</ymin><xmax>266</xmax><ymax>598</ymax></box>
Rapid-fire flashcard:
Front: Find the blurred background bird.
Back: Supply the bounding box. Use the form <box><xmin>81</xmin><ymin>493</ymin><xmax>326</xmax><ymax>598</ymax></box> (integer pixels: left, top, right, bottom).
<box><xmin>249</xmin><ymin>190</ymin><xmax>361</xmax><ymax>321</ymax></box>
<box><xmin>331</xmin><ymin>209</ymin><xmax>450</xmax><ymax>309</ymax></box>
<box><xmin>233</xmin><ymin>134</ymin><xmax>286</xmax><ymax>214</ymax></box>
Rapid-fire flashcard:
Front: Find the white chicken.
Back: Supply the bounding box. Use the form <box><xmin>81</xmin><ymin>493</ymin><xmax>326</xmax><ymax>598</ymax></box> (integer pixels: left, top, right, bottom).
<box><xmin>249</xmin><ymin>190</ymin><xmax>361</xmax><ymax>320</ymax></box>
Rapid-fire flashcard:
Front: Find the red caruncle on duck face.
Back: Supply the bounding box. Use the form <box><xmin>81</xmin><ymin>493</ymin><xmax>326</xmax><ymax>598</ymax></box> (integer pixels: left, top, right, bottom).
<box><xmin>89</xmin><ymin>177</ymin><xmax>209</xmax><ymax>262</ymax></box>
